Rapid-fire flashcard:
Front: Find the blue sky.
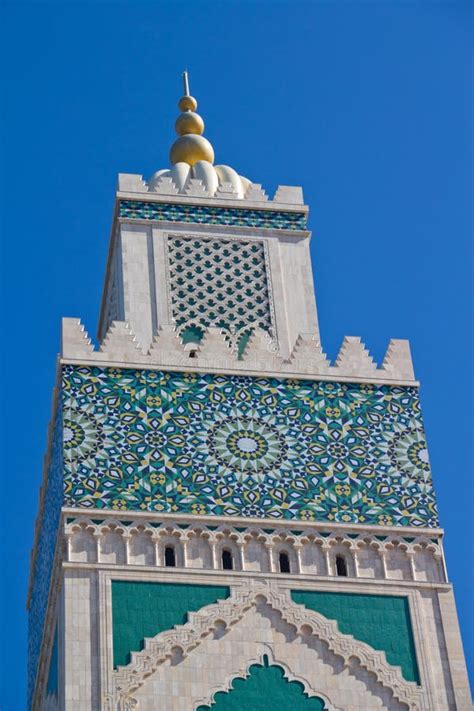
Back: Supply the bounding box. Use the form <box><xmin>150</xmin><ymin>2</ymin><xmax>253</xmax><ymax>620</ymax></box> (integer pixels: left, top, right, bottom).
<box><xmin>1</xmin><ymin>0</ymin><xmax>472</xmax><ymax>707</ymax></box>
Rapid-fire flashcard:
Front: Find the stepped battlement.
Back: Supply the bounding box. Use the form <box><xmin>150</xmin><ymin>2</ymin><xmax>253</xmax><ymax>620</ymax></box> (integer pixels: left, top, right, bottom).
<box><xmin>62</xmin><ymin>318</ymin><xmax>416</xmax><ymax>385</ymax></box>
<box><xmin>118</xmin><ymin>173</ymin><xmax>305</xmax><ymax>206</ymax></box>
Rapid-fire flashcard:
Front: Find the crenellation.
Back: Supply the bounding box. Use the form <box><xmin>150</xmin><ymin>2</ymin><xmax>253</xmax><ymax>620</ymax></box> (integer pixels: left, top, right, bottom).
<box><xmin>184</xmin><ymin>177</ymin><xmax>210</xmax><ymax>197</ymax></box>
<box><xmin>117</xmin><ymin>173</ymin><xmax>148</xmax><ymax>193</ymax></box>
<box><xmin>118</xmin><ymin>172</ymin><xmax>307</xmax><ymax>208</ymax></box>
<box><xmin>273</xmin><ymin>185</ymin><xmax>304</xmax><ymax>205</ymax></box>
<box><xmin>98</xmin><ymin>320</ymin><xmax>144</xmax><ymax>361</ymax></box>
<box><xmin>283</xmin><ymin>332</ymin><xmax>330</xmax><ymax>374</ymax></box>
<box><xmin>148</xmin><ymin>175</ymin><xmax>179</xmax><ymax>195</ymax></box>
<box><xmin>193</xmin><ymin>326</ymin><xmax>234</xmax><ymax>367</ymax></box>
<box><xmin>147</xmin><ymin>324</ymin><xmax>187</xmax><ymax>362</ymax></box>
<box><xmin>244</xmin><ymin>184</ymin><xmax>269</xmax><ymax>202</ymax></box>
<box><xmin>381</xmin><ymin>338</ymin><xmax>416</xmax><ymax>381</ymax></box>
<box><xmin>215</xmin><ymin>181</ymin><xmax>239</xmax><ymax>198</ymax></box>
<box><xmin>60</xmin><ymin>319</ymin><xmax>418</xmax><ymax>384</ymax></box>
<box><xmin>61</xmin><ymin>318</ymin><xmax>94</xmax><ymax>359</ymax></box>
<box><xmin>235</xmin><ymin>327</ymin><xmax>282</xmax><ymax>371</ymax></box>
<box><xmin>334</xmin><ymin>335</ymin><xmax>378</xmax><ymax>376</ymax></box>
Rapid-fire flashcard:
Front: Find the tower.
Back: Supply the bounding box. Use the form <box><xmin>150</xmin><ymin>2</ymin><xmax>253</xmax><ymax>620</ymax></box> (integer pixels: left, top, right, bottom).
<box><xmin>28</xmin><ymin>74</ymin><xmax>471</xmax><ymax>710</ymax></box>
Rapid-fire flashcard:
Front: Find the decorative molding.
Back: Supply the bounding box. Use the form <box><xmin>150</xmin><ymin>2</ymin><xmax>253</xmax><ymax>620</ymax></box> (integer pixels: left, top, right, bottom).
<box><xmin>62</xmin><ymin>505</ymin><xmax>444</xmax><ymax>537</ymax></box>
<box><xmin>64</xmin><ymin>516</ymin><xmax>444</xmax><ymax>584</ymax></box>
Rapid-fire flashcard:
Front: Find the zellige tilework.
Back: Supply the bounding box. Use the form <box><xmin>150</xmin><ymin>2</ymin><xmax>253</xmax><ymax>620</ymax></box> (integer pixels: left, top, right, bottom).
<box><xmin>28</xmin><ymin>403</ymin><xmax>63</xmax><ymax>709</ymax></box>
<box><xmin>62</xmin><ymin>365</ymin><xmax>438</xmax><ymax>527</ymax></box>
<box><xmin>119</xmin><ymin>200</ymin><xmax>307</xmax><ymax>231</ymax></box>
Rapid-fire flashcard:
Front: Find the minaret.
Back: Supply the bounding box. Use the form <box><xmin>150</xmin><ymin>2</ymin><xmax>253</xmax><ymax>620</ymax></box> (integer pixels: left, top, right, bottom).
<box><xmin>28</xmin><ymin>75</ymin><xmax>471</xmax><ymax>710</ymax></box>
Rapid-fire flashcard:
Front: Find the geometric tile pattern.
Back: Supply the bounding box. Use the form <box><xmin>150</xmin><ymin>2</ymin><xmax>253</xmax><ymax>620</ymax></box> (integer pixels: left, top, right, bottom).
<box><xmin>62</xmin><ymin>365</ymin><xmax>438</xmax><ymax>527</ymax></box>
<box><xmin>167</xmin><ymin>235</ymin><xmax>274</xmax><ymax>342</ymax></box>
<box><xmin>119</xmin><ymin>200</ymin><xmax>307</xmax><ymax>231</ymax></box>
<box><xmin>28</xmin><ymin>402</ymin><xmax>63</xmax><ymax>709</ymax></box>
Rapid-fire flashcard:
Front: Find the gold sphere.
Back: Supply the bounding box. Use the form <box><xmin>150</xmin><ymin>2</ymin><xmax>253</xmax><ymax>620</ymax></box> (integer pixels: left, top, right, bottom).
<box><xmin>178</xmin><ymin>95</ymin><xmax>198</xmax><ymax>112</ymax></box>
<box><xmin>175</xmin><ymin>111</ymin><xmax>204</xmax><ymax>136</ymax></box>
<box><xmin>170</xmin><ymin>134</ymin><xmax>215</xmax><ymax>166</ymax></box>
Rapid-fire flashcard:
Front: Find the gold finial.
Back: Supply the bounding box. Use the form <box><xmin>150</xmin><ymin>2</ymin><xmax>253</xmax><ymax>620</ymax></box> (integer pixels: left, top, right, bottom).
<box><xmin>170</xmin><ymin>71</ymin><xmax>215</xmax><ymax>166</ymax></box>
<box><xmin>178</xmin><ymin>70</ymin><xmax>197</xmax><ymax>112</ymax></box>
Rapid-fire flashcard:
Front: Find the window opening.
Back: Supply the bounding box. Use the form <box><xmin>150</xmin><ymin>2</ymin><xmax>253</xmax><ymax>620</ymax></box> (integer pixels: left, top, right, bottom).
<box><xmin>222</xmin><ymin>549</ymin><xmax>233</xmax><ymax>570</ymax></box>
<box><xmin>165</xmin><ymin>545</ymin><xmax>176</xmax><ymax>567</ymax></box>
<box><xmin>335</xmin><ymin>554</ymin><xmax>347</xmax><ymax>577</ymax></box>
<box><xmin>279</xmin><ymin>551</ymin><xmax>291</xmax><ymax>573</ymax></box>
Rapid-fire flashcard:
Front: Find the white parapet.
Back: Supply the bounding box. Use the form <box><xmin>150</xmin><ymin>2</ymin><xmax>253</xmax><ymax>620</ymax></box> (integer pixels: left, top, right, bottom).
<box><xmin>117</xmin><ymin>171</ymin><xmax>305</xmax><ymax>207</ymax></box>
<box><xmin>60</xmin><ymin>320</ymin><xmax>416</xmax><ymax>384</ymax></box>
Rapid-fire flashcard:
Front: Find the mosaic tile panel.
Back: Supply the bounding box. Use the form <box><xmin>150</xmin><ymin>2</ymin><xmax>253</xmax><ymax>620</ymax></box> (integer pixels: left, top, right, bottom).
<box><xmin>28</xmin><ymin>401</ymin><xmax>63</xmax><ymax>708</ymax></box>
<box><xmin>167</xmin><ymin>235</ymin><xmax>274</xmax><ymax>342</ymax></box>
<box><xmin>62</xmin><ymin>366</ymin><xmax>438</xmax><ymax>527</ymax></box>
<box><xmin>119</xmin><ymin>200</ymin><xmax>307</xmax><ymax>231</ymax></box>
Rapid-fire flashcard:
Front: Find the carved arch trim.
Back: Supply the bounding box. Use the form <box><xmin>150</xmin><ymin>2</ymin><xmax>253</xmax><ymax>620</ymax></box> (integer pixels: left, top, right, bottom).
<box><xmin>193</xmin><ymin>647</ymin><xmax>341</xmax><ymax>711</ymax></box>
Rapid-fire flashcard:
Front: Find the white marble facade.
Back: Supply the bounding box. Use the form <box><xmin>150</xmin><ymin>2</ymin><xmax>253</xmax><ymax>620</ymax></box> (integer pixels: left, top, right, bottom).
<box><xmin>38</xmin><ymin>543</ymin><xmax>471</xmax><ymax>710</ymax></box>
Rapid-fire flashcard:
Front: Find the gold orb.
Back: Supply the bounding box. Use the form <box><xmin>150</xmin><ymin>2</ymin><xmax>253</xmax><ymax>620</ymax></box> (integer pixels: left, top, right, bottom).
<box><xmin>178</xmin><ymin>95</ymin><xmax>198</xmax><ymax>112</ymax></box>
<box><xmin>170</xmin><ymin>134</ymin><xmax>215</xmax><ymax>166</ymax></box>
<box><xmin>175</xmin><ymin>111</ymin><xmax>204</xmax><ymax>136</ymax></box>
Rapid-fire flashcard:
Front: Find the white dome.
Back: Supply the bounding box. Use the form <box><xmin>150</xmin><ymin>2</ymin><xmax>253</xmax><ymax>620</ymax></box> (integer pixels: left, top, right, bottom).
<box><xmin>148</xmin><ymin>161</ymin><xmax>251</xmax><ymax>199</ymax></box>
